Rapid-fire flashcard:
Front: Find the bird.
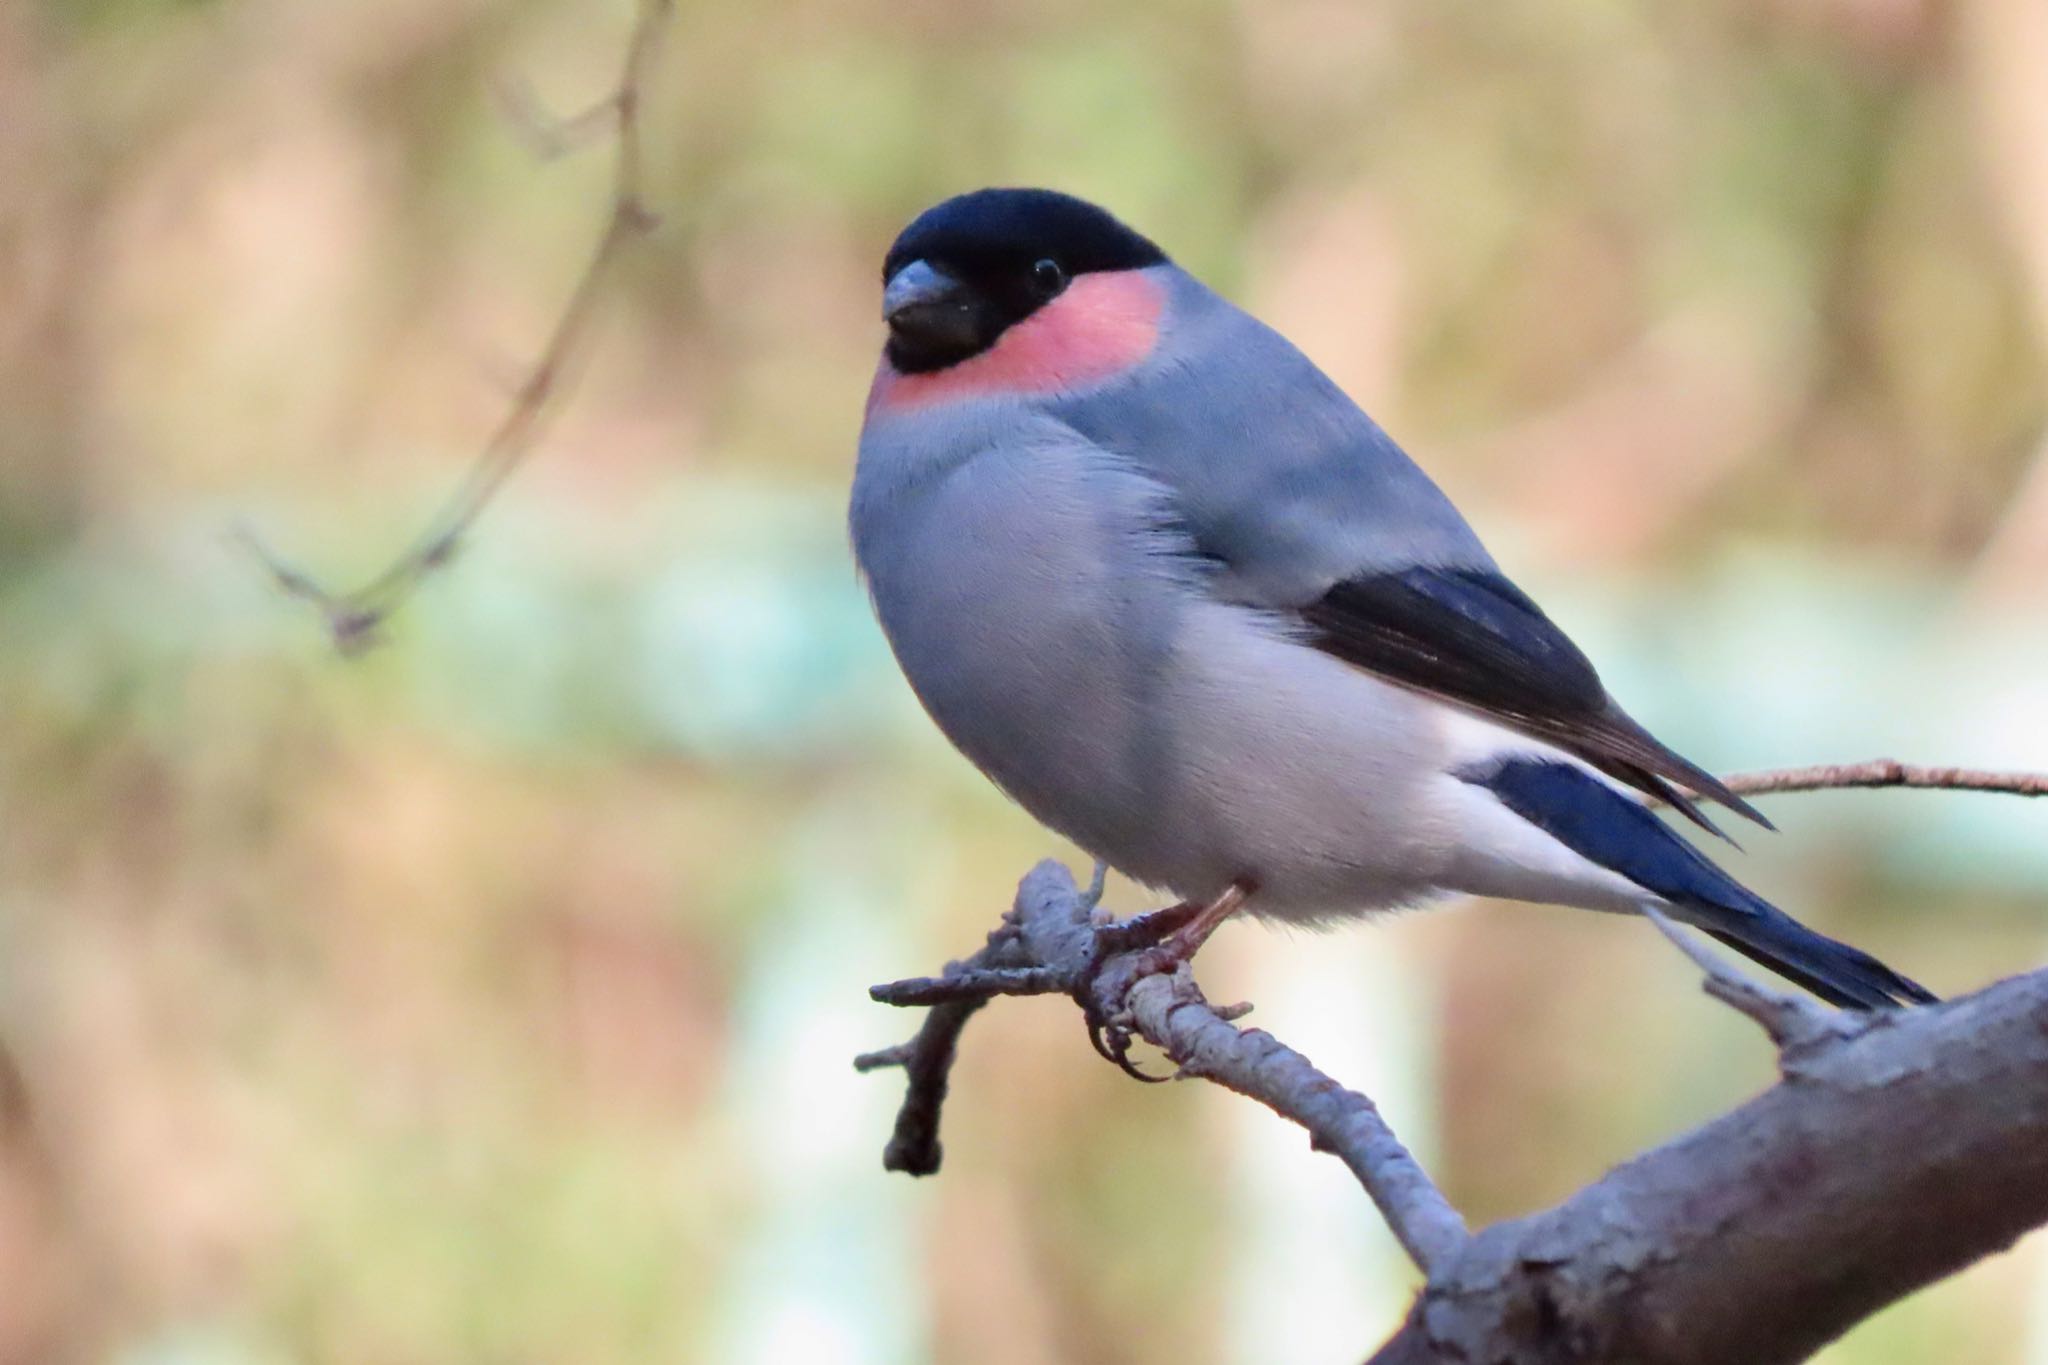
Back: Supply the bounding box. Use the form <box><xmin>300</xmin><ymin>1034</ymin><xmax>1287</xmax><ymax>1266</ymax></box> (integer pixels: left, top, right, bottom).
<box><xmin>850</xmin><ymin>186</ymin><xmax>1933</xmax><ymax>1013</ymax></box>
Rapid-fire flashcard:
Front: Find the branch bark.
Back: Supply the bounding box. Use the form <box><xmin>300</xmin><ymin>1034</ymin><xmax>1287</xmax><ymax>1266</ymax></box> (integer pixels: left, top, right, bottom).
<box><xmin>859</xmin><ymin>759</ymin><xmax>2048</xmax><ymax>1363</ymax></box>
<box><xmin>861</xmin><ymin>860</ymin><xmax>1468</xmax><ymax>1274</ymax></box>
<box><xmin>1722</xmin><ymin>759</ymin><xmax>2048</xmax><ymax>799</ymax></box>
<box><xmin>1371</xmin><ymin>968</ymin><xmax>2048</xmax><ymax>1364</ymax></box>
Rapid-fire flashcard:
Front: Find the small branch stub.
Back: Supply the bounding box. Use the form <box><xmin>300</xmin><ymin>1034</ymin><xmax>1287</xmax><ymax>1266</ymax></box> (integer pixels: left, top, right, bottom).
<box><xmin>1639</xmin><ymin>906</ymin><xmax>1849</xmax><ymax>1054</ymax></box>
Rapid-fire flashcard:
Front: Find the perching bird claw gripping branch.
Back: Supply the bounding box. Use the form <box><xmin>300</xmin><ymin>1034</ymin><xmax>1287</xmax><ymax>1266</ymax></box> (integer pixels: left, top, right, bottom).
<box><xmin>860</xmin><ymin>763</ymin><xmax>2048</xmax><ymax>1363</ymax></box>
<box><xmin>859</xmin><ymin>858</ymin><xmax>1472</xmax><ymax>1275</ymax></box>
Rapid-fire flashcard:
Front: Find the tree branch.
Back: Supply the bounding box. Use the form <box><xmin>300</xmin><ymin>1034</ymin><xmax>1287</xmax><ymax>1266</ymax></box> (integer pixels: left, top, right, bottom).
<box><xmin>1122</xmin><ymin>963</ymin><xmax>1471</xmax><ymax>1270</ymax></box>
<box><xmin>1722</xmin><ymin>758</ymin><xmax>2048</xmax><ymax>799</ymax></box>
<box><xmin>1369</xmin><ymin>966</ymin><xmax>2048</xmax><ymax>1364</ymax></box>
<box><xmin>861</xmin><ymin>860</ymin><xmax>1469</xmax><ymax>1274</ymax></box>
<box><xmin>860</xmin><ymin>761</ymin><xmax>2048</xmax><ymax>1361</ymax></box>
<box><xmin>1639</xmin><ymin>905</ymin><xmax>1847</xmax><ymax>1054</ymax></box>
<box><xmin>239</xmin><ymin>0</ymin><xmax>671</xmax><ymax>655</ymax></box>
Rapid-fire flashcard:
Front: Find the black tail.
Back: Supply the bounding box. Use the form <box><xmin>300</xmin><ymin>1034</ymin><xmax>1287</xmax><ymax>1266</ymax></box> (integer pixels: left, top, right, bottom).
<box><xmin>1469</xmin><ymin>758</ymin><xmax>1936</xmax><ymax>1010</ymax></box>
<box><xmin>1700</xmin><ymin>912</ymin><xmax>1936</xmax><ymax>1011</ymax></box>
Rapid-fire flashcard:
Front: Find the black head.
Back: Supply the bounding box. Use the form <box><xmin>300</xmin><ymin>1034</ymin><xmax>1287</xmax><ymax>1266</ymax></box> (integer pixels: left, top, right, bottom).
<box><xmin>879</xmin><ymin>188</ymin><xmax>1168</xmax><ymax>374</ymax></box>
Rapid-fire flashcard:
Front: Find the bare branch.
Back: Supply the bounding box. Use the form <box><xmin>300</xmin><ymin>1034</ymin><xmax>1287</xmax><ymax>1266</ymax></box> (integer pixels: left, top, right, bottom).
<box><xmin>1123</xmin><ymin>963</ymin><xmax>1470</xmax><ymax>1270</ymax></box>
<box><xmin>870</xmin><ymin>965</ymin><xmax>1069</xmax><ymax>1006</ymax></box>
<box><xmin>1638</xmin><ymin>906</ymin><xmax>1845</xmax><ymax>1053</ymax></box>
<box><xmin>863</xmin><ymin>764</ymin><xmax>2047</xmax><ymax>1360</ymax></box>
<box><xmin>241</xmin><ymin>0</ymin><xmax>671</xmax><ymax>655</ymax></box>
<box><xmin>856</xmin><ymin>917</ymin><xmax>1040</xmax><ymax>1176</ymax></box>
<box><xmin>864</xmin><ymin>995</ymin><xmax>988</xmax><ymax>1176</ymax></box>
<box><xmin>859</xmin><ymin>860</ymin><xmax>1469</xmax><ymax>1274</ymax></box>
<box><xmin>1722</xmin><ymin>758</ymin><xmax>2048</xmax><ymax>799</ymax></box>
<box><xmin>1369</xmin><ymin>967</ymin><xmax>2048</xmax><ymax>1364</ymax></box>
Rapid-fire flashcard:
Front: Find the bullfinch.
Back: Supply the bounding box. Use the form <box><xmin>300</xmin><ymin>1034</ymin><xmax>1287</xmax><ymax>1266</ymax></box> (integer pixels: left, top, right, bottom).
<box><xmin>850</xmin><ymin>187</ymin><xmax>1931</xmax><ymax>1011</ymax></box>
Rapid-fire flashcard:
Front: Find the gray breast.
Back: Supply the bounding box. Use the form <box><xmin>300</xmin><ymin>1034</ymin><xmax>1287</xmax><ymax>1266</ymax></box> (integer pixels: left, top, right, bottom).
<box><xmin>851</xmin><ymin>407</ymin><xmax>1199</xmax><ymax>881</ymax></box>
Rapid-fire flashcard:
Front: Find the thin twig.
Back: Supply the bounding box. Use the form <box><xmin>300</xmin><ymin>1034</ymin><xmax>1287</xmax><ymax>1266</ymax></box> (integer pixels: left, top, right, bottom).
<box><xmin>240</xmin><ymin>0</ymin><xmax>671</xmax><ymax>654</ymax></box>
<box><xmin>850</xmin><ymin>1043</ymin><xmax>914</xmax><ymax>1073</ymax></box>
<box><xmin>1640</xmin><ymin>906</ymin><xmax>1841</xmax><ymax>1052</ymax></box>
<box><xmin>1125</xmin><ymin>965</ymin><xmax>1469</xmax><ymax>1270</ymax></box>
<box><xmin>872</xmin><ymin>998</ymin><xmax>988</xmax><ymax>1175</ymax></box>
<box><xmin>871</xmin><ymin>965</ymin><xmax>1069</xmax><ymax>1006</ymax></box>
<box><xmin>860</xmin><ymin>919</ymin><xmax>1034</xmax><ymax>1176</ymax></box>
<box><xmin>1721</xmin><ymin>759</ymin><xmax>2048</xmax><ymax>800</ymax></box>
<box><xmin>1081</xmin><ymin>859</ymin><xmax>1109</xmax><ymax>911</ymax></box>
<box><xmin>859</xmin><ymin>860</ymin><xmax>1470</xmax><ymax>1275</ymax></box>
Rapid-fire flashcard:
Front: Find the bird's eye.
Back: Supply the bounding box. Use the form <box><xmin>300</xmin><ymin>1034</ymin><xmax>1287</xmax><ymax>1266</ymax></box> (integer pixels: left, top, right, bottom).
<box><xmin>1031</xmin><ymin>258</ymin><xmax>1066</xmax><ymax>295</ymax></box>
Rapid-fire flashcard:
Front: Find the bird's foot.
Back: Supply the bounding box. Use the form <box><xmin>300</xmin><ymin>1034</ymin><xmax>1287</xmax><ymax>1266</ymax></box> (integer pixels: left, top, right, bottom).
<box><xmin>1080</xmin><ymin>900</ymin><xmax>1195</xmax><ymax>1080</ymax></box>
<box><xmin>1087</xmin><ymin>898</ymin><xmax>1199</xmax><ymax>949</ymax></box>
<box><xmin>1081</xmin><ymin>882</ymin><xmax>1253</xmax><ymax>1080</ymax></box>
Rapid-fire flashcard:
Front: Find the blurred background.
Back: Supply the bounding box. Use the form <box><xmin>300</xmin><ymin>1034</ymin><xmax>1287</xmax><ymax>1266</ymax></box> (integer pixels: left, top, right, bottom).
<box><xmin>3</xmin><ymin>0</ymin><xmax>2046</xmax><ymax>1360</ymax></box>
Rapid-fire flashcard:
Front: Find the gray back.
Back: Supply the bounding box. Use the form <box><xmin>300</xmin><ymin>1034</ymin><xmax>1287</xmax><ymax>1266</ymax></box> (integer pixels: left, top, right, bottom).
<box><xmin>1050</xmin><ymin>266</ymin><xmax>1494</xmax><ymax>608</ymax></box>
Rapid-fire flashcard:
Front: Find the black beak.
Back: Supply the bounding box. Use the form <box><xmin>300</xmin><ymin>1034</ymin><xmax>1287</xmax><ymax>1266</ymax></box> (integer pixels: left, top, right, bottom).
<box><xmin>883</xmin><ymin>259</ymin><xmax>980</xmax><ymax>357</ymax></box>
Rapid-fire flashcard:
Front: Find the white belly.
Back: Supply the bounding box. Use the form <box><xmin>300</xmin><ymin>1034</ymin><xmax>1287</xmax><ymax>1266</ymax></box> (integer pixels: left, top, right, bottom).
<box><xmin>1139</xmin><ymin>600</ymin><xmax>1464</xmax><ymax>919</ymax></box>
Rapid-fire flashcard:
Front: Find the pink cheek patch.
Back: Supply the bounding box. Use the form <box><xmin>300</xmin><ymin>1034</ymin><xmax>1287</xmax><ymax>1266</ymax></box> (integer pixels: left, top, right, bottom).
<box><xmin>867</xmin><ymin>269</ymin><xmax>1166</xmax><ymax>416</ymax></box>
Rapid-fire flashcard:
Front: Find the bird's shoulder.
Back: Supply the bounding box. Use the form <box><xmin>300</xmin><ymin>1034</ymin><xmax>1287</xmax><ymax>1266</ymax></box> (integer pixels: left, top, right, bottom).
<box><xmin>1052</xmin><ymin>270</ymin><xmax>1494</xmax><ymax>605</ymax></box>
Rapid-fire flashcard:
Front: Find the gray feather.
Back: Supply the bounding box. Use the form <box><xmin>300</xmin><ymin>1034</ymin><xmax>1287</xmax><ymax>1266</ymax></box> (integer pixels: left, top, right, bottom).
<box><xmin>1053</xmin><ymin>269</ymin><xmax>1495</xmax><ymax>602</ymax></box>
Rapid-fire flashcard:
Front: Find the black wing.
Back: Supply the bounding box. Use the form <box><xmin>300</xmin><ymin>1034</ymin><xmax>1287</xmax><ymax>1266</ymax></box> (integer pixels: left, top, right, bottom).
<box><xmin>1297</xmin><ymin>566</ymin><xmax>1770</xmax><ymax>834</ymax></box>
